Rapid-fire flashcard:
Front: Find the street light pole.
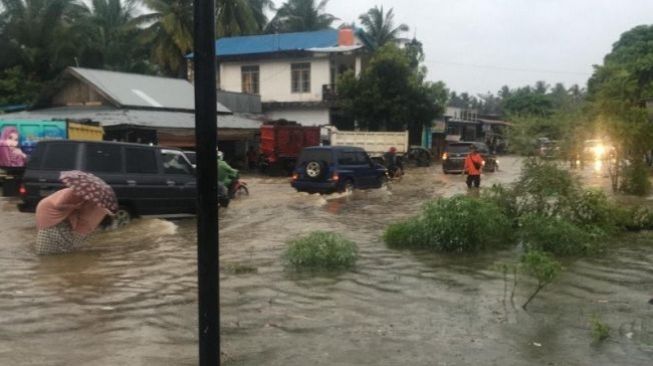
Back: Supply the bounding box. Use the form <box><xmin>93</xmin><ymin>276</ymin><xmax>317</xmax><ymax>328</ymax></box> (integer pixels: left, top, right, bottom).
<box><xmin>193</xmin><ymin>0</ymin><xmax>219</xmax><ymax>365</ymax></box>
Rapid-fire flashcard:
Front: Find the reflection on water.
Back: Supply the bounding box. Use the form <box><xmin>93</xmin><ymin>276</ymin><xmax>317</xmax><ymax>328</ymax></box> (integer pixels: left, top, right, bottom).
<box><xmin>594</xmin><ymin>159</ymin><xmax>604</xmax><ymax>173</ymax></box>
<box><xmin>1</xmin><ymin>156</ymin><xmax>652</xmax><ymax>365</ymax></box>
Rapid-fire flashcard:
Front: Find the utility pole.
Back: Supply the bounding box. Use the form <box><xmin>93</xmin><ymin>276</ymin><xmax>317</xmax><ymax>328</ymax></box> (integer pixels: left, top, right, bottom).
<box><xmin>193</xmin><ymin>0</ymin><xmax>219</xmax><ymax>364</ymax></box>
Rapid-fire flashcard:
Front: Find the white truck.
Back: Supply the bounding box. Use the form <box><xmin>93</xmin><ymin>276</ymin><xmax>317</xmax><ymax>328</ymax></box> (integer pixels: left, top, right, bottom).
<box><xmin>327</xmin><ymin>128</ymin><xmax>410</xmax><ymax>158</ymax></box>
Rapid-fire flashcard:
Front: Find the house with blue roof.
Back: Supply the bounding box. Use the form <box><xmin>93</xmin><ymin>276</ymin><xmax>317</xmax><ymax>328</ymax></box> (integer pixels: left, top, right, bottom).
<box><xmin>205</xmin><ymin>28</ymin><xmax>371</xmax><ymax>126</ymax></box>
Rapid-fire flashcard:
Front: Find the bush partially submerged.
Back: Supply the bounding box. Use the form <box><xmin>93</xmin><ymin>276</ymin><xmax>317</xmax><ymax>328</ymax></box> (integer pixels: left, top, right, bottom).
<box><xmin>513</xmin><ymin>159</ymin><xmax>580</xmax><ymax>217</ymax></box>
<box><xmin>284</xmin><ymin>231</ymin><xmax>358</xmax><ymax>270</ymax></box>
<box><xmin>520</xmin><ymin>214</ymin><xmax>606</xmax><ymax>256</ymax></box>
<box><xmin>384</xmin><ymin>195</ymin><xmax>514</xmax><ymax>252</ymax></box>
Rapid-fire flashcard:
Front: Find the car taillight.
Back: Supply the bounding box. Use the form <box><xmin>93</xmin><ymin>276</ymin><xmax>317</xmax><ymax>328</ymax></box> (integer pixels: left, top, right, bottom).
<box><xmin>291</xmin><ymin>173</ymin><xmax>299</xmax><ymax>181</ymax></box>
<box><xmin>442</xmin><ymin>152</ymin><xmax>448</xmax><ymax>160</ymax></box>
<box><xmin>19</xmin><ymin>184</ymin><xmax>27</xmax><ymax>196</ymax></box>
<box><xmin>331</xmin><ymin>173</ymin><xmax>339</xmax><ymax>181</ymax></box>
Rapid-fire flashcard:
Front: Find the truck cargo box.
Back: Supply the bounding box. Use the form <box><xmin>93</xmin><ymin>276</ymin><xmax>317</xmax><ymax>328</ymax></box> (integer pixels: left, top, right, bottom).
<box><xmin>329</xmin><ymin>130</ymin><xmax>409</xmax><ymax>156</ymax></box>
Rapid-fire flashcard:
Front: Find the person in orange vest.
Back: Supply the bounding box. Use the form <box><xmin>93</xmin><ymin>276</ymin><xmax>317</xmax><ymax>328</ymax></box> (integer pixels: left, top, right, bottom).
<box><xmin>464</xmin><ymin>144</ymin><xmax>484</xmax><ymax>189</ymax></box>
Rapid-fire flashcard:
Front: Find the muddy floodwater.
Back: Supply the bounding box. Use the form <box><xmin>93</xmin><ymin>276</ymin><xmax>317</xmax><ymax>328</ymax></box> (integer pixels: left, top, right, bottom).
<box><xmin>1</xmin><ymin>156</ymin><xmax>652</xmax><ymax>365</ymax></box>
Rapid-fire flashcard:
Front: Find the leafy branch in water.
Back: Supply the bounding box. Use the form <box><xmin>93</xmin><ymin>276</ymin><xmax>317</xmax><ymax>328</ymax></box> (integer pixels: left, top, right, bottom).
<box><xmin>520</xmin><ymin>251</ymin><xmax>562</xmax><ymax>310</ymax></box>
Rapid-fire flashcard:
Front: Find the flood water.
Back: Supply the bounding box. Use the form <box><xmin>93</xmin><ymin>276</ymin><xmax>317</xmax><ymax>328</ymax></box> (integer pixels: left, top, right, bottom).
<box><xmin>1</xmin><ymin>156</ymin><xmax>652</xmax><ymax>365</ymax></box>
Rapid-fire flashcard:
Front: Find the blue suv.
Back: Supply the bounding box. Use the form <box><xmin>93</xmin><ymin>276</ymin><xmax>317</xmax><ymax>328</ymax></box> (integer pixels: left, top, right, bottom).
<box><xmin>291</xmin><ymin>146</ymin><xmax>388</xmax><ymax>194</ymax></box>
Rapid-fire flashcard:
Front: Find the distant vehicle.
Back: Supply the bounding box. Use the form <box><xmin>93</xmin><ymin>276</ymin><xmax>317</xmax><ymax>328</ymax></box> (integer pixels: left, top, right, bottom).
<box><xmin>404</xmin><ymin>146</ymin><xmax>432</xmax><ymax>167</ymax></box>
<box><xmin>442</xmin><ymin>142</ymin><xmax>498</xmax><ymax>174</ymax></box>
<box><xmin>536</xmin><ymin>138</ymin><xmax>560</xmax><ymax>159</ymax></box>
<box><xmin>19</xmin><ymin>140</ymin><xmax>197</xmax><ymax>226</ymax></box>
<box><xmin>259</xmin><ymin>120</ymin><xmax>320</xmax><ymax>175</ymax></box>
<box><xmin>582</xmin><ymin>139</ymin><xmax>615</xmax><ymax>161</ymax></box>
<box><xmin>291</xmin><ymin>146</ymin><xmax>387</xmax><ymax>194</ymax></box>
<box><xmin>183</xmin><ymin>151</ymin><xmax>196</xmax><ymax>168</ymax></box>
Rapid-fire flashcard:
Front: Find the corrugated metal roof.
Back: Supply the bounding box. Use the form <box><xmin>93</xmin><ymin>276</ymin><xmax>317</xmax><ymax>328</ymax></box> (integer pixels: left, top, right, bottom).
<box><xmin>69</xmin><ymin>67</ymin><xmax>230</xmax><ymax>113</ymax></box>
<box><xmin>0</xmin><ymin>106</ymin><xmax>261</xmax><ymax>130</ymax></box>
<box><xmin>215</xmin><ymin>29</ymin><xmax>339</xmax><ymax>57</ymax></box>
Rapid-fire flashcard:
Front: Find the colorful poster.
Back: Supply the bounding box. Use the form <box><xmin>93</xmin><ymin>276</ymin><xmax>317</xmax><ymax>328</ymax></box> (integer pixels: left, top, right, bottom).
<box><xmin>0</xmin><ymin>120</ymin><xmax>67</xmax><ymax>168</ymax></box>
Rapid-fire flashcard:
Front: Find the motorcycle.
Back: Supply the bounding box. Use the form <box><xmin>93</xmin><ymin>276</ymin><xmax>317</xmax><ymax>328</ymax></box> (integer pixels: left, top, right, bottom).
<box><xmin>228</xmin><ymin>173</ymin><xmax>249</xmax><ymax>199</ymax></box>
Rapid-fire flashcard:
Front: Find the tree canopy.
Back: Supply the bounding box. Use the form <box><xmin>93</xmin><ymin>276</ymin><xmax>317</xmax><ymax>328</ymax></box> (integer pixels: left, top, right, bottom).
<box><xmin>266</xmin><ymin>0</ymin><xmax>336</xmax><ymax>33</ymax></box>
<box><xmin>336</xmin><ymin>44</ymin><xmax>447</xmax><ymax>143</ymax></box>
<box><xmin>358</xmin><ymin>6</ymin><xmax>408</xmax><ymax>49</ymax></box>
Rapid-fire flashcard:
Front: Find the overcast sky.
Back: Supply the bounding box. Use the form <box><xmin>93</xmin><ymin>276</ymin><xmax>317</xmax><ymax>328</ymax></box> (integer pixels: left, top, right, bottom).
<box><xmin>271</xmin><ymin>0</ymin><xmax>653</xmax><ymax>96</ymax></box>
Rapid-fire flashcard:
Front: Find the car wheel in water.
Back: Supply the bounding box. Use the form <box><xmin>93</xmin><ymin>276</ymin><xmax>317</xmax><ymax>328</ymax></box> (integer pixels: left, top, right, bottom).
<box><xmin>379</xmin><ymin>175</ymin><xmax>389</xmax><ymax>189</ymax></box>
<box><xmin>305</xmin><ymin>161</ymin><xmax>323</xmax><ymax>179</ymax></box>
<box><xmin>112</xmin><ymin>207</ymin><xmax>132</xmax><ymax>229</ymax></box>
<box><xmin>342</xmin><ymin>179</ymin><xmax>354</xmax><ymax>194</ymax></box>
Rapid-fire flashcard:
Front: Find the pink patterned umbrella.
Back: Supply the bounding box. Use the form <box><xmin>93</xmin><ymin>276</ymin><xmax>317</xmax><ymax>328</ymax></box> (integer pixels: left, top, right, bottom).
<box><xmin>59</xmin><ymin>170</ymin><xmax>118</xmax><ymax>213</ymax></box>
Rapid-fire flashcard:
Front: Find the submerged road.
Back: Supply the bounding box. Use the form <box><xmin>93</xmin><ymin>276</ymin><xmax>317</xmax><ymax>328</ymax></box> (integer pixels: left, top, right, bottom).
<box><xmin>1</xmin><ymin>156</ymin><xmax>651</xmax><ymax>365</ymax></box>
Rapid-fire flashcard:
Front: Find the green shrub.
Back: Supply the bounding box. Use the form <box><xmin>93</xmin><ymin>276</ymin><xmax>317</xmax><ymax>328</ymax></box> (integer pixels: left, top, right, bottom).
<box><xmin>620</xmin><ymin>160</ymin><xmax>652</xmax><ymax>196</ymax></box>
<box><xmin>384</xmin><ymin>195</ymin><xmax>515</xmax><ymax>252</ymax></box>
<box><xmin>480</xmin><ymin>184</ymin><xmax>519</xmax><ymax>224</ymax></box>
<box><xmin>513</xmin><ymin>159</ymin><xmax>580</xmax><ymax>217</ymax></box>
<box><xmin>520</xmin><ymin>250</ymin><xmax>562</xmax><ymax>309</ymax></box>
<box><xmin>590</xmin><ymin>315</ymin><xmax>610</xmax><ymax>342</ymax></box>
<box><xmin>284</xmin><ymin>231</ymin><xmax>358</xmax><ymax>270</ymax></box>
<box><xmin>384</xmin><ymin>220</ymin><xmax>428</xmax><ymax>249</ymax></box>
<box><xmin>561</xmin><ymin>189</ymin><xmax>621</xmax><ymax>233</ymax></box>
<box><xmin>612</xmin><ymin>205</ymin><xmax>653</xmax><ymax>231</ymax></box>
<box><xmin>520</xmin><ymin>214</ymin><xmax>606</xmax><ymax>256</ymax></box>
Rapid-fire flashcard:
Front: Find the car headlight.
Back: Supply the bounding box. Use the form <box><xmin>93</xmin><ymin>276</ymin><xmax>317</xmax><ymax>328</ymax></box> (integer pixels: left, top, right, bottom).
<box><xmin>592</xmin><ymin>145</ymin><xmax>606</xmax><ymax>158</ymax></box>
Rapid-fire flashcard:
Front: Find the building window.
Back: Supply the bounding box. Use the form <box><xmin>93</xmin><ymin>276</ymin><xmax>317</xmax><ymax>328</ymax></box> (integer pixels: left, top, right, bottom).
<box><xmin>241</xmin><ymin>65</ymin><xmax>259</xmax><ymax>94</ymax></box>
<box><xmin>291</xmin><ymin>63</ymin><xmax>311</xmax><ymax>93</ymax></box>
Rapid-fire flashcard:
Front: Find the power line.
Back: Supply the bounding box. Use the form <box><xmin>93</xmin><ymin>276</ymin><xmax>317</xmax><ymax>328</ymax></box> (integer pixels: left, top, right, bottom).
<box><xmin>424</xmin><ymin>59</ymin><xmax>592</xmax><ymax>76</ymax></box>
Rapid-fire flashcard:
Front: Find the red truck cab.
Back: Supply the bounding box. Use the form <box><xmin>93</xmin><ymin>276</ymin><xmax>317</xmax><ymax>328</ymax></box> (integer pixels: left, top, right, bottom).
<box><xmin>259</xmin><ymin>121</ymin><xmax>320</xmax><ymax>174</ymax></box>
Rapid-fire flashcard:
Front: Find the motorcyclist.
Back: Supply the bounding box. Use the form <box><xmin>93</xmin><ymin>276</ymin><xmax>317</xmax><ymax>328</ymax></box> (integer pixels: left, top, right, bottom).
<box><xmin>218</xmin><ymin>151</ymin><xmax>239</xmax><ymax>195</ymax></box>
<box><xmin>383</xmin><ymin>147</ymin><xmax>404</xmax><ymax>178</ymax></box>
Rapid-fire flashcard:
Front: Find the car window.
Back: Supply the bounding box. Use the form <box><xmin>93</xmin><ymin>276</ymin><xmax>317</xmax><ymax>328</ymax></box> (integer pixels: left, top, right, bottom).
<box><xmin>299</xmin><ymin>149</ymin><xmax>333</xmax><ymax>164</ymax></box>
<box><xmin>26</xmin><ymin>143</ymin><xmax>46</xmax><ymax>169</ymax></box>
<box><xmin>446</xmin><ymin>144</ymin><xmax>472</xmax><ymax>153</ymax></box>
<box><xmin>125</xmin><ymin>147</ymin><xmax>158</xmax><ymax>174</ymax></box>
<box><xmin>85</xmin><ymin>143</ymin><xmax>123</xmax><ymax>173</ymax></box>
<box><xmin>41</xmin><ymin>143</ymin><xmax>77</xmax><ymax>170</ymax></box>
<box><xmin>184</xmin><ymin>152</ymin><xmax>196</xmax><ymax>165</ymax></box>
<box><xmin>161</xmin><ymin>150</ymin><xmax>194</xmax><ymax>175</ymax></box>
<box><xmin>354</xmin><ymin>151</ymin><xmax>371</xmax><ymax>165</ymax></box>
<box><xmin>337</xmin><ymin>151</ymin><xmax>357</xmax><ymax>165</ymax></box>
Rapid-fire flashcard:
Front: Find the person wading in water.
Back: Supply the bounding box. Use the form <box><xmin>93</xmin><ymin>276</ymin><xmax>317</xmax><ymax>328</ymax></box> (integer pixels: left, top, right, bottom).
<box><xmin>464</xmin><ymin>144</ymin><xmax>484</xmax><ymax>189</ymax></box>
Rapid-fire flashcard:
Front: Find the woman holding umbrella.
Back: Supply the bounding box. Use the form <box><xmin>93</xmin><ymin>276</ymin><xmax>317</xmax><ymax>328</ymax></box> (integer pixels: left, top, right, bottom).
<box><xmin>35</xmin><ymin>171</ymin><xmax>118</xmax><ymax>255</ymax></box>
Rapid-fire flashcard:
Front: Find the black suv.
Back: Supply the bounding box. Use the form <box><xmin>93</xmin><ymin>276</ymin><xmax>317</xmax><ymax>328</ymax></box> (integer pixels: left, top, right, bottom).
<box><xmin>291</xmin><ymin>146</ymin><xmax>387</xmax><ymax>194</ymax></box>
<box><xmin>442</xmin><ymin>142</ymin><xmax>497</xmax><ymax>174</ymax></box>
<box><xmin>19</xmin><ymin>140</ymin><xmax>197</xmax><ymax>225</ymax></box>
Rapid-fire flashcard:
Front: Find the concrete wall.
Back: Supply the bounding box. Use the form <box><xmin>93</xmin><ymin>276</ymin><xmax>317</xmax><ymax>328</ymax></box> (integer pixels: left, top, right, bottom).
<box><xmin>220</xmin><ymin>56</ymin><xmax>331</xmax><ymax>103</ymax></box>
<box><xmin>265</xmin><ymin>108</ymin><xmax>330</xmax><ymax>126</ymax></box>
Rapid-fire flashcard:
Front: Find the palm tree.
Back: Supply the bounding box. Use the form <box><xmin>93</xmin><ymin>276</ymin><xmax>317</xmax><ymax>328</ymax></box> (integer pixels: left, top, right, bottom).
<box><xmin>0</xmin><ymin>0</ymin><xmax>85</xmax><ymax>81</ymax></box>
<box><xmin>266</xmin><ymin>0</ymin><xmax>337</xmax><ymax>33</ymax></box>
<box><xmin>136</xmin><ymin>0</ymin><xmax>193</xmax><ymax>77</ymax></box>
<box><xmin>359</xmin><ymin>6</ymin><xmax>408</xmax><ymax>48</ymax></box>
<box><xmin>216</xmin><ymin>0</ymin><xmax>257</xmax><ymax>36</ymax></box>
<box><xmin>78</xmin><ymin>0</ymin><xmax>151</xmax><ymax>72</ymax></box>
<box><xmin>247</xmin><ymin>0</ymin><xmax>274</xmax><ymax>33</ymax></box>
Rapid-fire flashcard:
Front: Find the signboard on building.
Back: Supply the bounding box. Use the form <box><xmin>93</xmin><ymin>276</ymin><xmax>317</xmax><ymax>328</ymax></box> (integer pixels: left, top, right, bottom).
<box><xmin>0</xmin><ymin>120</ymin><xmax>67</xmax><ymax>168</ymax></box>
<box><xmin>432</xmin><ymin>120</ymin><xmax>446</xmax><ymax>133</ymax></box>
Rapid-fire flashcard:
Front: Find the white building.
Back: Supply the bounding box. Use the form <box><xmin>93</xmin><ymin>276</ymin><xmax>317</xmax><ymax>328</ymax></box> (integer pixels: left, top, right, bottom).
<box><xmin>208</xmin><ymin>29</ymin><xmax>371</xmax><ymax>126</ymax></box>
